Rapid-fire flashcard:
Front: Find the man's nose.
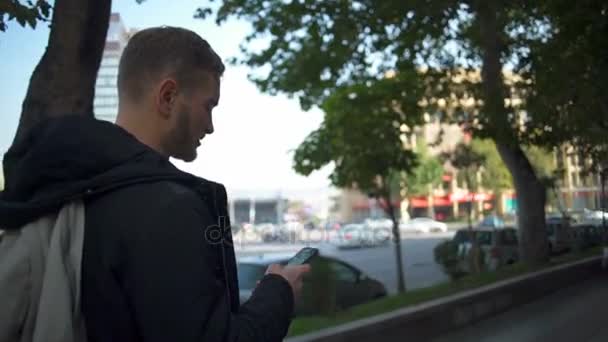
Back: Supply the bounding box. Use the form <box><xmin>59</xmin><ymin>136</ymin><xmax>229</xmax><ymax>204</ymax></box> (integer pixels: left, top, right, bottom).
<box><xmin>206</xmin><ymin>121</ymin><xmax>214</xmax><ymax>134</ymax></box>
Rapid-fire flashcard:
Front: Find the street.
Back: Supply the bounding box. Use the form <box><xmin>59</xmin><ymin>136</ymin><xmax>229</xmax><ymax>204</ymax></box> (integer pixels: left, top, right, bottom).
<box><xmin>432</xmin><ymin>273</ymin><xmax>608</xmax><ymax>342</ymax></box>
<box><xmin>234</xmin><ymin>232</ymin><xmax>455</xmax><ymax>294</ymax></box>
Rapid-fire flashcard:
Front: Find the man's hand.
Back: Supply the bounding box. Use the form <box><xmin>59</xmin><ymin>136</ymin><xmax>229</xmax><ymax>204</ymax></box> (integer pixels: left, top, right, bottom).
<box><xmin>265</xmin><ymin>264</ymin><xmax>311</xmax><ymax>299</ymax></box>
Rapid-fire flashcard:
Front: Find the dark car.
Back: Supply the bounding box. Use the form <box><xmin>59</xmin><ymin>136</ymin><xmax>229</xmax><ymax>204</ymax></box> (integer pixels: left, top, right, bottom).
<box><xmin>237</xmin><ymin>253</ymin><xmax>387</xmax><ymax>315</ymax></box>
<box><xmin>477</xmin><ymin>215</ymin><xmax>505</xmax><ymax>229</ymax></box>
<box><xmin>571</xmin><ymin>223</ymin><xmax>603</xmax><ymax>251</ymax></box>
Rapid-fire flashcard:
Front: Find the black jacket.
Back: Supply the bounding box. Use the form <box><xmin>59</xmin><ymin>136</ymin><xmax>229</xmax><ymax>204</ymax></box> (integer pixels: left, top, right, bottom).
<box><xmin>0</xmin><ymin>116</ymin><xmax>294</xmax><ymax>342</ymax></box>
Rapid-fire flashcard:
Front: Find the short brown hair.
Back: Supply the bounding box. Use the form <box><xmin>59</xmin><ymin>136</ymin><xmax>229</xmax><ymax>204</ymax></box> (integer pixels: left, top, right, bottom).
<box><xmin>117</xmin><ymin>26</ymin><xmax>225</xmax><ymax>102</ymax></box>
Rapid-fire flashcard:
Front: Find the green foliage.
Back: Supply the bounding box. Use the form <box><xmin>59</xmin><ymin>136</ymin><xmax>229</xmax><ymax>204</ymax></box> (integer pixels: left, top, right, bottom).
<box><xmin>0</xmin><ymin>0</ymin><xmax>52</xmax><ymax>32</ymax></box>
<box><xmin>444</xmin><ymin>142</ymin><xmax>485</xmax><ymax>192</ymax></box>
<box><xmin>448</xmin><ymin>143</ymin><xmax>485</xmax><ymax>172</ymax></box>
<box><xmin>433</xmin><ymin>240</ymin><xmax>467</xmax><ymax>280</ymax></box>
<box><xmin>464</xmin><ymin>139</ymin><xmax>556</xmax><ymax>192</ymax></box>
<box><xmin>201</xmin><ymin>1</ymin><xmax>471</xmax><ymax>110</ymax></box>
<box><xmin>292</xmin><ymin>76</ymin><xmax>422</xmax><ymax>198</ymax></box>
<box><xmin>470</xmin><ymin>139</ymin><xmax>512</xmax><ymax>192</ymax></box>
<box><xmin>523</xmin><ymin>145</ymin><xmax>557</xmax><ymax>187</ymax></box>
<box><xmin>516</xmin><ymin>1</ymin><xmax>608</xmax><ymax>150</ymax></box>
<box><xmin>404</xmin><ymin>140</ymin><xmax>444</xmax><ymax>196</ymax></box>
<box><xmin>203</xmin><ymin>0</ymin><xmax>605</xmax><ymax>151</ymax></box>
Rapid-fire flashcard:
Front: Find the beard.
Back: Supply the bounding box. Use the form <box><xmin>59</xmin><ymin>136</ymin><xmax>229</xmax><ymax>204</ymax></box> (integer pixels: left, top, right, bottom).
<box><xmin>166</xmin><ymin>105</ymin><xmax>198</xmax><ymax>162</ymax></box>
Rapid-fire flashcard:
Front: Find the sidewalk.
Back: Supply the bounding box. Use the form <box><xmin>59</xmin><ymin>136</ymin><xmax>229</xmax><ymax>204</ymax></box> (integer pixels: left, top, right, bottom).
<box><xmin>432</xmin><ymin>273</ymin><xmax>608</xmax><ymax>342</ymax></box>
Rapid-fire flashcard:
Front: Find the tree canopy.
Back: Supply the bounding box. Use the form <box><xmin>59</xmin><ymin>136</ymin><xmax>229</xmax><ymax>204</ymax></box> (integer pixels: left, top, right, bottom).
<box><xmin>516</xmin><ymin>0</ymin><xmax>608</xmax><ymax>150</ymax></box>
<box><xmin>292</xmin><ymin>76</ymin><xmax>423</xmax><ymax>294</ymax></box>
<box><xmin>293</xmin><ymin>76</ymin><xmax>419</xmax><ymax>196</ymax></box>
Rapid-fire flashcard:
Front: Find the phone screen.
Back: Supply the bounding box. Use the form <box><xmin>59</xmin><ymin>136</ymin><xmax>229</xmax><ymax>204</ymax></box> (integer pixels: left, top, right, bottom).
<box><xmin>287</xmin><ymin>247</ymin><xmax>319</xmax><ymax>265</ymax></box>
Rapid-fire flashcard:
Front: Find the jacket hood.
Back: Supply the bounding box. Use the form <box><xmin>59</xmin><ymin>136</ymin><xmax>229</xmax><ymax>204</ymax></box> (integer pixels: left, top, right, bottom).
<box><xmin>0</xmin><ymin>115</ymin><xmax>202</xmax><ymax>229</ymax></box>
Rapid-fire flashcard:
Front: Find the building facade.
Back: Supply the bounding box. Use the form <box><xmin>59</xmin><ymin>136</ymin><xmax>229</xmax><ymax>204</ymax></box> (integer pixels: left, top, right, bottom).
<box><xmin>94</xmin><ymin>13</ymin><xmax>134</xmax><ymax>123</ymax></box>
<box><xmin>230</xmin><ymin>195</ymin><xmax>288</xmax><ymax>226</ymax></box>
<box><xmin>333</xmin><ymin>69</ymin><xmax>524</xmax><ymax>223</ymax></box>
<box><xmin>555</xmin><ymin>146</ymin><xmax>604</xmax><ymax>211</ymax></box>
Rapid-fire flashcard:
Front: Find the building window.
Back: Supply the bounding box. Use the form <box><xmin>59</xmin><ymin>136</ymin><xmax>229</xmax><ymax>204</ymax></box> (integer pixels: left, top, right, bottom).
<box><xmin>96</xmin><ymin>76</ymin><xmax>117</xmax><ymax>87</ymax></box>
<box><xmin>100</xmin><ymin>56</ymin><xmax>119</xmax><ymax>67</ymax></box>
<box><xmin>94</xmin><ymin>96</ymin><xmax>118</xmax><ymax>107</ymax></box>
<box><xmin>96</xmin><ymin>87</ymin><xmax>117</xmax><ymax>96</ymax></box>
<box><xmin>98</xmin><ymin>67</ymin><xmax>118</xmax><ymax>77</ymax></box>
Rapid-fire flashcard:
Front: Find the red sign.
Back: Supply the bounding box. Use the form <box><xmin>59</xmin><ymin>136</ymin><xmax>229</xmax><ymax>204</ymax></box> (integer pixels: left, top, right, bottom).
<box><xmin>410</xmin><ymin>192</ymin><xmax>494</xmax><ymax>208</ymax></box>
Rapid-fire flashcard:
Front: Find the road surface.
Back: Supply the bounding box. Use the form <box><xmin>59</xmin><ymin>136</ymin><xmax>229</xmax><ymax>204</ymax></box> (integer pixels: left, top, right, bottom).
<box><xmin>235</xmin><ymin>232</ymin><xmax>454</xmax><ymax>293</ymax></box>
<box><xmin>432</xmin><ymin>273</ymin><xmax>608</xmax><ymax>342</ymax></box>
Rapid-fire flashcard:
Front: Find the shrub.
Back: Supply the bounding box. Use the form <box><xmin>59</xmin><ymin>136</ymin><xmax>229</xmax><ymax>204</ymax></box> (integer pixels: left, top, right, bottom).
<box><xmin>434</xmin><ymin>240</ymin><xmax>467</xmax><ymax>279</ymax></box>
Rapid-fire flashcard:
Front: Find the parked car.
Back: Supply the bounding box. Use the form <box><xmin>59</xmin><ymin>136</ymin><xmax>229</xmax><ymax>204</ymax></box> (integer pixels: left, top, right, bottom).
<box><xmin>451</xmin><ymin>227</ymin><xmax>519</xmax><ymax>272</ymax></box>
<box><xmin>330</xmin><ymin>223</ymin><xmax>390</xmax><ymax>248</ymax></box>
<box><xmin>582</xmin><ymin>208</ymin><xmax>608</xmax><ymax>224</ymax></box>
<box><xmin>364</xmin><ymin>218</ymin><xmax>394</xmax><ymax>230</ymax></box>
<box><xmin>237</xmin><ymin>253</ymin><xmax>387</xmax><ymax>315</ymax></box>
<box><xmin>477</xmin><ymin>215</ymin><xmax>505</xmax><ymax>228</ymax></box>
<box><xmin>571</xmin><ymin>223</ymin><xmax>603</xmax><ymax>251</ymax></box>
<box><xmin>546</xmin><ymin>216</ymin><xmax>575</xmax><ymax>255</ymax></box>
<box><xmin>321</xmin><ymin>220</ymin><xmax>344</xmax><ymax>231</ymax></box>
<box><xmin>400</xmin><ymin>217</ymin><xmax>448</xmax><ymax>234</ymax></box>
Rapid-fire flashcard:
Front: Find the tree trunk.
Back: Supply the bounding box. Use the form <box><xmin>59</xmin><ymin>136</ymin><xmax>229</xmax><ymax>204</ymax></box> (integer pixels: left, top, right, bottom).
<box><xmin>12</xmin><ymin>0</ymin><xmax>112</xmax><ymax>146</ymax></box>
<box><xmin>477</xmin><ymin>0</ymin><xmax>549</xmax><ymax>266</ymax></box>
<box><xmin>464</xmin><ymin>174</ymin><xmax>481</xmax><ymax>273</ymax></box>
<box><xmin>465</xmin><ymin>172</ymin><xmax>474</xmax><ymax>230</ymax></box>
<box><xmin>427</xmin><ymin>184</ymin><xmax>435</xmax><ymax>219</ymax></box>
<box><xmin>380</xmin><ymin>183</ymin><xmax>406</xmax><ymax>293</ymax></box>
<box><xmin>496</xmin><ymin>144</ymin><xmax>549</xmax><ymax>264</ymax></box>
<box><xmin>386</xmin><ymin>200</ymin><xmax>406</xmax><ymax>293</ymax></box>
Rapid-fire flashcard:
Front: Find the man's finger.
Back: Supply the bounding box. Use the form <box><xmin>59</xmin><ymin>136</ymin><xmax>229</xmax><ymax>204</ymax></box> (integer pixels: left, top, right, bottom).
<box><xmin>265</xmin><ymin>263</ymin><xmax>283</xmax><ymax>274</ymax></box>
<box><xmin>295</xmin><ymin>264</ymin><xmax>312</xmax><ymax>279</ymax></box>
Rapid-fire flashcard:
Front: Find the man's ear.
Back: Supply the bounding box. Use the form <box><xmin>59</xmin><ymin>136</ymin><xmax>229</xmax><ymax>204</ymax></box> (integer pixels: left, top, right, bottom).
<box><xmin>156</xmin><ymin>78</ymin><xmax>178</xmax><ymax>118</ymax></box>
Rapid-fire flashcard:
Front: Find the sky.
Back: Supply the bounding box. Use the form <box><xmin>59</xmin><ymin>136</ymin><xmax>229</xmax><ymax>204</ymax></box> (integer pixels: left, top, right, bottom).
<box><xmin>0</xmin><ymin>0</ymin><xmax>334</xmax><ymax>199</ymax></box>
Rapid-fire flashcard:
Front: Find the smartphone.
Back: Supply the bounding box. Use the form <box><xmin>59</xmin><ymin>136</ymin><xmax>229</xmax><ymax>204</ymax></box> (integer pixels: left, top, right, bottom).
<box><xmin>287</xmin><ymin>247</ymin><xmax>319</xmax><ymax>265</ymax></box>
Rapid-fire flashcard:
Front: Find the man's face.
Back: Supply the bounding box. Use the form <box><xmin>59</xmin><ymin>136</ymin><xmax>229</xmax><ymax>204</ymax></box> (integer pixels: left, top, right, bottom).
<box><xmin>166</xmin><ymin>72</ymin><xmax>220</xmax><ymax>162</ymax></box>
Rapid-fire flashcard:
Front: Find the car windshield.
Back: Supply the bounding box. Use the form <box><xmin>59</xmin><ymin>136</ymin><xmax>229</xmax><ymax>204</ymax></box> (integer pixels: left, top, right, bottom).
<box><xmin>237</xmin><ymin>263</ymin><xmax>266</xmax><ymax>290</ymax></box>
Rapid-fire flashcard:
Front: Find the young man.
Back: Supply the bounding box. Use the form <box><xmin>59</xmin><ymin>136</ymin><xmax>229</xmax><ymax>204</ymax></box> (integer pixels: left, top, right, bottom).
<box><xmin>0</xmin><ymin>27</ymin><xmax>309</xmax><ymax>341</ymax></box>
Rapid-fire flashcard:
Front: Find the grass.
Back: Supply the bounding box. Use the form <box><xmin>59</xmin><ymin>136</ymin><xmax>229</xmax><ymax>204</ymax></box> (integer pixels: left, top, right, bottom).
<box><xmin>288</xmin><ymin>247</ymin><xmax>603</xmax><ymax>337</ymax></box>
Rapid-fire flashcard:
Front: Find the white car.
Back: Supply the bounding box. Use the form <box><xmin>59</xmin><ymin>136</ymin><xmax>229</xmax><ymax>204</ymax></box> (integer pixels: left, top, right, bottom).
<box><xmin>330</xmin><ymin>223</ymin><xmax>390</xmax><ymax>248</ymax></box>
<box><xmin>399</xmin><ymin>217</ymin><xmax>448</xmax><ymax>234</ymax></box>
<box><xmin>364</xmin><ymin>218</ymin><xmax>394</xmax><ymax>230</ymax></box>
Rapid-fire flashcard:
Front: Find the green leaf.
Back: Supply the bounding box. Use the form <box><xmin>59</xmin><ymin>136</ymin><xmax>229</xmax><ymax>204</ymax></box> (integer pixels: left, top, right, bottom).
<box><xmin>26</xmin><ymin>14</ymin><xmax>37</xmax><ymax>29</ymax></box>
<box><xmin>16</xmin><ymin>16</ymin><xmax>26</xmax><ymax>27</ymax></box>
<box><xmin>40</xmin><ymin>2</ymin><xmax>51</xmax><ymax>18</ymax></box>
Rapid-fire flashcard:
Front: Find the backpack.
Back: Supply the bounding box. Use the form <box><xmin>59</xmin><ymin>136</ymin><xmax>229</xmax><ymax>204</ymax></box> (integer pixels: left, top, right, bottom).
<box><xmin>0</xmin><ymin>201</ymin><xmax>87</xmax><ymax>342</ymax></box>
